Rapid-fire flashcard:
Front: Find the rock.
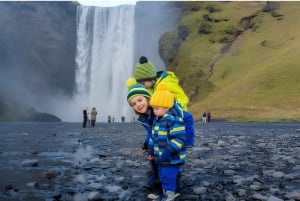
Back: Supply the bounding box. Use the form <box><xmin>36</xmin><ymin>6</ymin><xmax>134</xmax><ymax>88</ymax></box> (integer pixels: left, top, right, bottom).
<box><xmin>267</xmin><ymin>195</ymin><xmax>284</xmax><ymax>201</ymax></box>
<box><xmin>272</xmin><ymin>171</ymin><xmax>285</xmax><ymax>178</ymax></box>
<box><xmin>52</xmin><ymin>192</ymin><xmax>62</xmax><ymax>200</ymax></box>
<box><xmin>250</xmin><ymin>183</ymin><xmax>263</xmax><ymax>191</ymax></box>
<box><xmin>42</xmin><ymin>170</ymin><xmax>58</xmax><ymax>180</ymax></box>
<box><xmin>4</xmin><ymin>185</ymin><xmax>14</xmax><ymax>190</ymax></box>
<box><xmin>224</xmin><ymin>169</ymin><xmax>236</xmax><ymax>175</ymax></box>
<box><xmin>193</xmin><ymin>186</ymin><xmax>207</xmax><ymax>194</ymax></box>
<box><xmin>284</xmin><ymin>191</ymin><xmax>300</xmax><ymax>200</ymax></box>
<box><xmin>236</xmin><ymin>189</ymin><xmax>246</xmax><ymax>197</ymax></box>
<box><xmin>252</xmin><ymin>193</ymin><xmax>268</xmax><ymax>200</ymax></box>
<box><xmin>27</xmin><ymin>182</ymin><xmax>39</xmax><ymax>188</ymax></box>
<box><xmin>31</xmin><ymin>151</ymin><xmax>39</xmax><ymax>155</ymax></box>
<box><xmin>88</xmin><ymin>191</ymin><xmax>101</xmax><ymax>201</ymax></box>
<box><xmin>21</xmin><ymin>159</ymin><xmax>38</xmax><ymax>167</ymax></box>
<box><xmin>225</xmin><ymin>192</ymin><xmax>236</xmax><ymax>201</ymax></box>
<box><xmin>269</xmin><ymin>187</ymin><xmax>280</xmax><ymax>194</ymax></box>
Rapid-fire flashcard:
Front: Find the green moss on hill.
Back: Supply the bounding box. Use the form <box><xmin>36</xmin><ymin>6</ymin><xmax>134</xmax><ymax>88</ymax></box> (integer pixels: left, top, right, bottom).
<box><xmin>160</xmin><ymin>2</ymin><xmax>300</xmax><ymax>121</ymax></box>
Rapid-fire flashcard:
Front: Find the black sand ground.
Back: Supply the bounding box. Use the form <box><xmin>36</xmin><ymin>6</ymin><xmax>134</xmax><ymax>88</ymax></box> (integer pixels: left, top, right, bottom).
<box><xmin>0</xmin><ymin>122</ymin><xmax>300</xmax><ymax>201</ymax></box>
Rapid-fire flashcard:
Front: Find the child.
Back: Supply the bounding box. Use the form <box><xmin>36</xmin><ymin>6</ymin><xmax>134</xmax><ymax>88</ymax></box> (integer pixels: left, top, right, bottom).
<box><xmin>126</xmin><ymin>78</ymin><xmax>184</xmax><ymax>199</ymax></box>
<box><xmin>133</xmin><ymin>56</ymin><xmax>195</xmax><ymax>147</ymax></box>
<box><xmin>127</xmin><ymin>78</ymin><xmax>184</xmax><ymax>152</ymax></box>
<box><xmin>148</xmin><ymin>82</ymin><xmax>186</xmax><ymax>201</ymax></box>
<box><xmin>127</xmin><ymin>79</ymin><xmax>160</xmax><ymax>194</ymax></box>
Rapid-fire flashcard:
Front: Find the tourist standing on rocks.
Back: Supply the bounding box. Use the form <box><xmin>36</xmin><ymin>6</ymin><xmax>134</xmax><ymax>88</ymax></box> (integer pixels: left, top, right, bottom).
<box><xmin>126</xmin><ymin>78</ymin><xmax>185</xmax><ymax>199</ymax></box>
<box><xmin>202</xmin><ymin>112</ymin><xmax>207</xmax><ymax>123</ymax></box>
<box><xmin>133</xmin><ymin>56</ymin><xmax>195</xmax><ymax>147</ymax></box>
<box><xmin>121</xmin><ymin>116</ymin><xmax>125</xmax><ymax>123</ymax></box>
<box><xmin>83</xmin><ymin>109</ymin><xmax>88</xmax><ymax>128</ymax></box>
<box><xmin>207</xmin><ymin>112</ymin><xmax>211</xmax><ymax>122</ymax></box>
<box><xmin>90</xmin><ymin>107</ymin><xmax>97</xmax><ymax>127</ymax></box>
<box><xmin>147</xmin><ymin>83</ymin><xmax>186</xmax><ymax>201</ymax></box>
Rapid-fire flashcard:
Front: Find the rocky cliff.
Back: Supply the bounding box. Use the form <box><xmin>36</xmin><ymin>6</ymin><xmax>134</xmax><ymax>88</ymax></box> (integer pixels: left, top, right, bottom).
<box><xmin>0</xmin><ymin>1</ymin><xmax>78</xmax><ymax>121</ymax></box>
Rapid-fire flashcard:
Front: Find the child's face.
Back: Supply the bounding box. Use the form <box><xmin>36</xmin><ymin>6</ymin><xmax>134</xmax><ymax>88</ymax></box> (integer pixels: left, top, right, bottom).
<box><xmin>139</xmin><ymin>80</ymin><xmax>154</xmax><ymax>89</ymax></box>
<box><xmin>152</xmin><ymin>106</ymin><xmax>169</xmax><ymax>117</ymax></box>
<box><xmin>130</xmin><ymin>95</ymin><xmax>149</xmax><ymax>114</ymax></box>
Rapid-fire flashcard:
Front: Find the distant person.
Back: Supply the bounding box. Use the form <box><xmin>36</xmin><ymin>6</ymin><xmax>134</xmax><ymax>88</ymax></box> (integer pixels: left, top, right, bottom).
<box><xmin>147</xmin><ymin>83</ymin><xmax>186</xmax><ymax>200</ymax></box>
<box><xmin>132</xmin><ymin>56</ymin><xmax>195</xmax><ymax>147</ymax></box>
<box><xmin>108</xmin><ymin>115</ymin><xmax>111</xmax><ymax>123</ymax></box>
<box><xmin>121</xmin><ymin>116</ymin><xmax>125</xmax><ymax>123</ymax></box>
<box><xmin>130</xmin><ymin>116</ymin><xmax>134</xmax><ymax>123</ymax></box>
<box><xmin>112</xmin><ymin>116</ymin><xmax>115</xmax><ymax>123</ymax></box>
<box><xmin>207</xmin><ymin>112</ymin><xmax>211</xmax><ymax>122</ymax></box>
<box><xmin>86</xmin><ymin>107</ymin><xmax>90</xmax><ymax>124</ymax></box>
<box><xmin>90</xmin><ymin>107</ymin><xmax>97</xmax><ymax>127</ymax></box>
<box><xmin>83</xmin><ymin>109</ymin><xmax>88</xmax><ymax>128</ymax></box>
<box><xmin>202</xmin><ymin>112</ymin><xmax>207</xmax><ymax>123</ymax></box>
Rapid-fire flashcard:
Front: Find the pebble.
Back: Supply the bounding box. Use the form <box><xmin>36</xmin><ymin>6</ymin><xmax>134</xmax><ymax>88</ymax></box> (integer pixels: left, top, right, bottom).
<box><xmin>21</xmin><ymin>159</ymin><xmax>38</xmax><ymax>167</ymax></box>
<box><xmin>267</xmin><ymin>195</ymin><xmax>284</xmax><ymax>201</ymax></box>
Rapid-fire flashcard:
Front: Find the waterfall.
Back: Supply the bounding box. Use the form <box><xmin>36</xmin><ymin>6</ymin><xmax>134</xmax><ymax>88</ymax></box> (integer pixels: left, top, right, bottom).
<box><xmin>75</xmin><ymin>5</ymin><xmax>135</xmax><ymax>122</ymax></box>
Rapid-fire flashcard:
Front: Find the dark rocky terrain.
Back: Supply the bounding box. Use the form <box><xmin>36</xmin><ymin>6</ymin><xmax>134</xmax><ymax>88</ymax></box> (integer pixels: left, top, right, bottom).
<box><xmin>0</xmin><ymin>1</ymin><xmax>78</xmax><ymax>121</ymax></box>
<box><xmin>0</xmin><ymin>121</ymin><xmax>300</xmax><ymax>201</ymax></box>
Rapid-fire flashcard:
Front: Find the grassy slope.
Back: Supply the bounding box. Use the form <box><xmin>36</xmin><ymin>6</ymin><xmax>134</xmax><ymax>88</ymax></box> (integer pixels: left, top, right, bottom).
<box><xmin>174</xmin><ymin>2</ymin><xmax>300</xmax><ymax>121</ymax></box>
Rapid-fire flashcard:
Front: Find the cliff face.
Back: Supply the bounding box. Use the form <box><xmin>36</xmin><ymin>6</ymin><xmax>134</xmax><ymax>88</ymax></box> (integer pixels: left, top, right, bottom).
<box><xmin>0</xmin><ymin>1</ymin><xmax>78</xmax><ymax>121</ymax></box>
<box><xmin>0</xmin><ymin>1</ymin><xmax>78</xmax><ymax>96</ymax></box>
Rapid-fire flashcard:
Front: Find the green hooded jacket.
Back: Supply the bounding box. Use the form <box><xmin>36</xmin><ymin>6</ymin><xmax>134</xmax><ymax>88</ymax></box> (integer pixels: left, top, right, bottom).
<box><xmin>149</xmin><ymin>71</ymin><xmax>189</xmax><ymax>111</ymax></box>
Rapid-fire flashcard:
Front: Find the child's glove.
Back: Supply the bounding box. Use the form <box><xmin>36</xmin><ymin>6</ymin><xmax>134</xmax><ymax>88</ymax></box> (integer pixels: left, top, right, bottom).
<box><xmin>141</xmin><ymin>142</ymin><xmax>148</xmax><ymax>152</ymax></box>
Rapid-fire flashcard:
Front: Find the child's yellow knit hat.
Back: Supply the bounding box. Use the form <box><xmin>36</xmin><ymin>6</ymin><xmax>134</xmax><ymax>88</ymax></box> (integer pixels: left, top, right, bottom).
<box><xmin>150</xmin><ymin>82</ymin><xmax>174</xmax><ymax>108</ymax></box>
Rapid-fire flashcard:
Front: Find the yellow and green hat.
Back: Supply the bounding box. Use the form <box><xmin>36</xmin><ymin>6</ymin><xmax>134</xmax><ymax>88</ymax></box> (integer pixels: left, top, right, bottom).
<box><xmin>133</xmin><ymin>57</ymin><xmax>157</xmax><ymax>82</ymax></box>
<box><xmin>126</xmin><ymin>77</ymin><xmax>151</xmax><ymax>104</ymax></box>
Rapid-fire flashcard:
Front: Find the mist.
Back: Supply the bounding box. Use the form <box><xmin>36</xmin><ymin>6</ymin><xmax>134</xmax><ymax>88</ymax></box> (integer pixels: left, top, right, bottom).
<box><xmin>134</xmin><ymin>1</ymin><xmax>182</xmax><ymax>70</ymax></box>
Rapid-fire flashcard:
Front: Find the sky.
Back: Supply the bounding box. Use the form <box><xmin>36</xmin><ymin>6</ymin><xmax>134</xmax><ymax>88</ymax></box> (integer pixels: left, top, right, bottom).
<box><xmin>78</xmin><ymin>0</ymin><xmax>137</xmax><ymax>7</ymax></box>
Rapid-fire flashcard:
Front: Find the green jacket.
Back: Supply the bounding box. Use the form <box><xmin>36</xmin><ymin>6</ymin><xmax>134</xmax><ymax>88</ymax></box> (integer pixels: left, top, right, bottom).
<box><xmin>149</xmin><ymin>71</ymin><xmax>189</xmax><ymax>111</ymax></box>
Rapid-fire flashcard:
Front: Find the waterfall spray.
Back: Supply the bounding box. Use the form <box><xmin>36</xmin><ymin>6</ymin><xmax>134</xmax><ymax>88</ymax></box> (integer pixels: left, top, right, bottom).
<box><xmin>75</xmin><ymin>5</ymin><xmax>135</xmax><ymax>122</ymax></box>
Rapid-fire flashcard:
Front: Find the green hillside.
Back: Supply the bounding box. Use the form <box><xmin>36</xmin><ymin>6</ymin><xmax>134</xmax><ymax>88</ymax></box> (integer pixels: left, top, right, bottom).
<box><xmin>161</xmin><ymin>2</ymin><xmax>300</xmax><ymax>122</ymax></box>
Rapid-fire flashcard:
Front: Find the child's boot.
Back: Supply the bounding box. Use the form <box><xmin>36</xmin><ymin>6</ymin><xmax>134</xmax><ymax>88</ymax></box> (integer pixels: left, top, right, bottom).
<box><xmin>147</xmin><ymin>193</ymin><xmax>160</xmax><ymax>200</ymax></box>
<box><xmin>154</xmin><ymin>191</ymin><xmax>179</xmax><ymax>201</ymax></box>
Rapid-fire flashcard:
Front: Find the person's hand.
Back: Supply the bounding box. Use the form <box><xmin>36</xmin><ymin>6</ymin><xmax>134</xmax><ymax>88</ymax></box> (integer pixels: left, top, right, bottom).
<box><xmin>148</xmin><ymin>155</ymin><xmax>155</xmax><ymax>160</ymax></box>
<box><xmin>141</xmin><ymin>142</ymin><xmax>148</xmax><ymax>152</ymax></box>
